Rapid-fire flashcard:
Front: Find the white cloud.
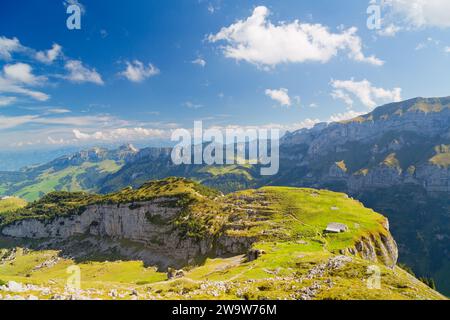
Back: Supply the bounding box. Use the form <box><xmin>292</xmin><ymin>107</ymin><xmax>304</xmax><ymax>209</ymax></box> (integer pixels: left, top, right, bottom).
<box><xmin>331</xmin><ymin>79</ymin><xmax>402</xmax><ymax>110</ymax></box>
<box><xmin>328</xmin><ymin>110</ymin><xmax>365</xmax><ymax>122</ymax></box>
<box><xmin>65</xmin><ymin>60</ymin><xmax>104</xmax><ymax>85</ymax></box>
<box><xmin>287</xmin><ymin>118</ymin><xmax>321</xmax><ymax>131</ymax></box>
<box><xmin>0</xmin><ymin>113</ymin><xmax>120</xmax><ymax>130</ymax></box>
<box><xmin>331</xmin><ymin>89</ymin><xmax>354</xmax><ymax>108</ymax></box>
<box><xmin>0</xmin><ymin>36</ymin><xmax>23</xmax><ymax>60</ymax></box>
<box><xmin>377</xmin><ymin>24</ymin><xmax>402</xmax><ymax>37</ymax></box>
<box><xmin>0</xmin><ymin>96</ymin><xmax>16</xmax><ymax>107</ymax></box>
<box><xmin>378</xmin><ymin>0</ymin><xmax>450</xmax><ymax>35</ymax></box>
<box><xmin>192</xmin><ymin>58</ymin><xmax>207</xmax><ymax>67</ymax></box>
<box><xmin>3</xmin><ymin>63</ymin><xmax>45</xmax><ymax>85</ymax></box>
<box><xmin>120</xmin><ymin>60</ymin><xmax>159</xmax><ymax>83</ymax></box>
<box><xmin>0</xmin><ymin>64</ymin><xmax>49</xmax><ymax>101</ymax></box>
<box><xmin>208</xmin><ymin>6</ymin><xmax>383</xmax><ymax>68</ymax></box>
<box><xmin>384</xmin><ymin>0</ymin><xmax>450</xmax><ymax>29</ymax></box>
<box><xmin>265</xmin><ymin>88</ymin><xmax>291</xmax><ymax>107</ymax></box>
<box><xmin>73</xmin><ymin>127</ymin><xmax>165</xmax><ymax>141</ymax></box>
<box><xmin>0</xmin><ymin>115</ymin><xmax>39</xmax><ymax>129</ymax></box>
<box><xmin>444</xmin><ymin>46</ymin><xmax>450</xmax><ymax>53</ymax></box>
<box><xmin>0</xmin><ymin>79</ymin><xmax>49</xmax><ymax>101</ymax></box>
<box><xmin>35</xmin><ymin>44</ymin><xmax>62</xmax><ymax>64</ymax></box>
<box><xmin>46</xmin><ymin>108</ymin><xmax>71</xmax><ymax>114</ymax></box>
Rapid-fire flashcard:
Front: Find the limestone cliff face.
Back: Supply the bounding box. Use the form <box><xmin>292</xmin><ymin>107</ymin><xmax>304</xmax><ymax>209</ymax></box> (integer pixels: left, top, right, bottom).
<box><xmin>0</xmin><ymin>198</ymin><xmax>254</xmax><ymax>267</ymax></box>
<box><xmin>337</xmin><ymin>219</ymin><xmax>398</xmax><ymax>268</ymax></box>
<box><xmin>1</xmin><ymin>198</ymin><xmax>398</xmax><ymax>269</ymax></box>
<box><xmin>328</xmin><ymin>163</ymin><xmax>450</xmax><ymax>194</ymax></box>
<box><xmin>281</xmin><ymin>98</ymin><xmax>450</xmax><ymax>195</ymax></box>
<box><xmin>284</xmin><ymin>100</ymin><xmax>450</xmax><ymax>156</ymax></box>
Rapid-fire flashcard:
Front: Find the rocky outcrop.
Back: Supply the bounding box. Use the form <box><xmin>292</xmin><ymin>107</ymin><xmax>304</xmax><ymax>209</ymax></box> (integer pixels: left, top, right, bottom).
<box><xmin>341</xmin><ymin>220</ymin><xmax>398</xmax><ymax>268</ymax></box>
<box><xmin>284</xmin><ymin>98</ymin><xmax>450</xmax><ymax>156</ymax></box>
<box><xmin>281</xmin><ymin>97</ymin><xmax>450</xmax><ymax>195</ymax></box>
<box><xmin>0</xmin><ymin>198</ymin><xmax>255</xmax><ymax>268</ymax></box>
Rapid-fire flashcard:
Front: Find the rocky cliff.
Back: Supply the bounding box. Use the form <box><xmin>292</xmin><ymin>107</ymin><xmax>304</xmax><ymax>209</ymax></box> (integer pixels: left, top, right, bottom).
<box><xmin>1</xmin><ymin>198</ymin><xmax>252</xmax><ymax>268</ymax></box>
<box><xmin>0</xmin><ymin>179</ymin><xmax>398</xmax><ymax>270</ymax></box>
<box><xmin>280</xmin><ymin>97</ymin><xmax>450</xmax><ymax>194</ymax></box>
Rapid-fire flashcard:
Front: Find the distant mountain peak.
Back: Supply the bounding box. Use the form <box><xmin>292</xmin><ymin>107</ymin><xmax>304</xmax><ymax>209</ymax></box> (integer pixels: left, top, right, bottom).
<box><xmin>362</xmin><ymin>96</ymin><xmax>450</xmax><ymax>122</ymax></box>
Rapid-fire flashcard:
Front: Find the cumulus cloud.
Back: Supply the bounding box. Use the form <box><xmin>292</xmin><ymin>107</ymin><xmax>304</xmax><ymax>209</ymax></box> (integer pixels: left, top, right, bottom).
<box><xmin>265</xmin><ymin>88</ymin><xmax>291</xmax><ymax>107</ymax></box>
<box><xmin>0</xmin><ymin>36</ymin><xmax>23</xmax><ymax>60</ymax></box>
<box><xmin>35</xmin><ymin>44</ymin><xmax>62</xmax><ymax>64</ymax></box>
<box><xmin>73</xmin><ymin>127</ymin><xmax>165</xmax><ymax>141</ymax></box>
<box><xmin>378</xmin><ymin>0</ymin><xmax>450</xmax><ymax>35</ymax></box>
<box><xmin>65</xmin><ymin>60</ymin><xmax>104</xmax><ymax>85</ymax></box>
<box><xmin>331</xmin><ymin>79</ymin><xmax>402</xmax><ymax>110</ymax></box>
<box><xmin>3</xmin><ymin>63</ymin><xmax>45</xmax><ymax>85</ymax></box>
<box><xmin>0</xmin><ymin>64</ymin><xmax>49</xmax><ymax>101</ymax></box>
<box><xmin>120</xmin><ymin>60</ymin><xmax>160</xmax><ymax>83</ymax></box>
<box><xmin>208</xmin><ymin>6</ymin><xmax>383</xmax><ymax>68</ymax></box>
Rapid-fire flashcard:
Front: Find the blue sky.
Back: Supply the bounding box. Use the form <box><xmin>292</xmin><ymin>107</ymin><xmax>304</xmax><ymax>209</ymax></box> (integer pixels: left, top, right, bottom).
<box><xmin>1</xmin><ymin>0</ymin><xmax>450</xmax><ymax>149</ymax></box>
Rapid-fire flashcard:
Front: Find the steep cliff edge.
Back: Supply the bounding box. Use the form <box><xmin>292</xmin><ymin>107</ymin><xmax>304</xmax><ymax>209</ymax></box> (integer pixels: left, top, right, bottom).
<box><xmin>1</xmin><ymin>178</ymin><xmax>397</xmax><ymax>268</ymax></box>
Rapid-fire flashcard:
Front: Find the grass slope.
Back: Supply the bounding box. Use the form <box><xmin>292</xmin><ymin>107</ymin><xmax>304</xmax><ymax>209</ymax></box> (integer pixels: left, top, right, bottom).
<box><xmin>2</xmin><ymin>160</ymin><xmax>123</xmax><ymax>203</ymax></box>
<box><xmin>0</xmin><ymin>198</ymin><xmax>27</xmax><ymax>214</ymax></box>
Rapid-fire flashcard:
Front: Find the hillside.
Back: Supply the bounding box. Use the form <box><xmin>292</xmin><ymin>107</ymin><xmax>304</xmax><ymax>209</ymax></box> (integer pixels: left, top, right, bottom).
<box><xmin>0</xmin><ymin>145</ymin><xmax>138</xmax><ymax>202</ymax></box>
<box><xmin>0</xmin><ymin>198</ymin><xmax>27</xmax><ymax>214</ymax></box>
<box><xmin>0</xmin><ymin>178</ymin><xmax>444</xmax><ymax>300</ymax></box>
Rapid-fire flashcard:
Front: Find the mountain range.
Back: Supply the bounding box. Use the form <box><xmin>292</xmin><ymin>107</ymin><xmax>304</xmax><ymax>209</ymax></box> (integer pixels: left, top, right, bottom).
<box><xmin>0</xmin><ymin>96</ymin><xmax>449</xmax><ymax>295</ymax></box>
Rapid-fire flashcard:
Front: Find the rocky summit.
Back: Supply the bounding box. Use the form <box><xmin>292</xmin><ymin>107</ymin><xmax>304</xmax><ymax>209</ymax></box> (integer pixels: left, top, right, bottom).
<box><xmin>0</xmin><ymin>178</ymin><xmax>445</xmax><ymax>300</ymax></box>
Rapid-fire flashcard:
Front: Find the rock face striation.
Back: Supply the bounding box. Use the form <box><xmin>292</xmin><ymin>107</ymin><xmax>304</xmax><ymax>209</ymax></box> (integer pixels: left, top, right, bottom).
<box><xmin>0</xmin><ymin>180</ymin><xmax>398</xmax><ymax>270</ymax></box>
<box><xmin>1</xmin><ymin>198</ymin><xmax>253</xmax><ymax>268</ymax></box>
<box><xmin>280</xmin><ymin>97</ymin><xmax>450</xmax><ymax>194</ymax></box>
